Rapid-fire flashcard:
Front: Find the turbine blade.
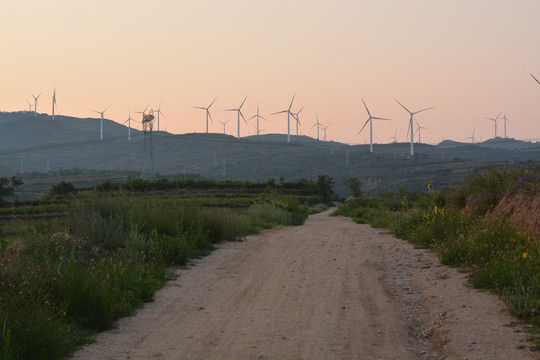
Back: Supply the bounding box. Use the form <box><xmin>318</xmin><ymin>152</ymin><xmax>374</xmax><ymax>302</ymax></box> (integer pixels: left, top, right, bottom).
<box><xmin>373</xmin><ymin>117</ymin><xmax>390</xmax><ymax>121</ymax></box>
<box><xmin>208</xmin><ymin>110</ymin><xmax>214</xmax><ymax>123</ymax></box>
<box><xmin>413</xmin><ymin>107</ymin><xmax>434</xmax><ymax>115</ymax></box>
<box><xmin>239</xmin><ymin>95</ymin><xmax>248</xmax><ymax>109</ymax></box>
<box><xmin>361</xmin><ymin>98</ymin><xmax>371</xmax><ymax>117</ymax></box>
<box><xmin>209</xmin><ymin>97</ymin><xmax>217</xmax><ymax>108</ymax></box>
<box><xmin>531</xmin><ymin>74</ymin><xmax>540</xmax><ymax>84</ymax></box>
<box><xmin>193</xmin><ymin>106</ymin><xmax>206</xmax><ymax>110</ymax></box>
<box><xmin>224</xmin><ymin>108</ymin><xmax>237</xmax><ymax>112</ymax></box>
<box><xmin>358</xmin><ymin>119</ymin><xmax>370</xmax><ymax>134</ymax></box>
<box><xmin>240</xmin><ymin>111</ymin><xmax>247</xmax><ymax>124</ymax></box>
<box><xmin>394</xmin><ymin>98</ymin><xmax>411</xmax><ymax>114</ymax></box>
<box><xmin>288</xmin><ymin>93</ymin><xmax>296</xmax><ymax>110</ymax></box>
<box><xmin>271</xmin><ymin>110</ymin><xmax>288</xmax><ymax>115</ymax></box>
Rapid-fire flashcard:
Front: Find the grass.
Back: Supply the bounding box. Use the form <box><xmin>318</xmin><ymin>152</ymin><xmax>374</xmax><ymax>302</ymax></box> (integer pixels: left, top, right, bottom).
<box><xmin>334</xmin><ymin>167</ymin><xmax>540</xmax><ymax>345</ymax></box>
<box><xmin>0</xmin><ymin>180</ymin><xmax>312</xmax><ymax>360</ymax></box>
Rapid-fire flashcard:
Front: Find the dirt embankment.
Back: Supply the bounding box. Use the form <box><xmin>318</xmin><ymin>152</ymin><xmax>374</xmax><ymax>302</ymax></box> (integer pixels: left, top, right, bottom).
<box><xmin>489</xmin><ymin>193</ymin><xmax>540</xmax><ymax>238</ymax></box>
<box><xmin>72</xmin><ymin>210</ymin><xmax>531</xmax><ymax>360</ymax></box>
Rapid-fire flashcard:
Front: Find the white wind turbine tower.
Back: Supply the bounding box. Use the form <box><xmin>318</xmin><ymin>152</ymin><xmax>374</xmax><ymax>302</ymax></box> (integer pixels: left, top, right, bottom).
<box><xmin>52</xmin><ymin>88</ymin><xmax>57</xmax><ymax>120</ymax></box>
<box><xmin>193</xmin><ymin>98</ymin><xmax>217</xmax><ymax>134</ymax></box>
<box><xmin>32</xmin><ymin>93</ymin><xmax>41</xmax><ymax>118</ymax></box>
<box><xmin>248</xmin><ymin>103</ymin><xmax>267</xmax><ymax>136</ymax></box>
<box><xmin>155</xmin><ymin>102</ymin><xmax>166</xmax><ymax>132</ymax></box>
<box><xmin>218</xmin><ymin>119</ymin><xmax>230</xmax><ymax>134</ymax></box>
<box><xmin>123</xmin><ymin>109</ymin><xmax>139</xmax><ymax>141</ymax></box>
<box><xmin>358</xmin><ymin>98</ymin><xmax>390</xmax><ymax>153</ymax></box>
<box><xmin>321</xmin><ymin>123</ymin><xmax>330</xmax><ymax>141</ymax></box>
<box><xmin>387</xmin><ymin>130</ymin><xmax>398</xmax><ymax>143</ymax></box>
<box><xmin>532</xmin><ymin>74</ymin><xmax>540</xmax><ymax>85</ymax></box>
<box><xmin>272</xmin><ymin>94</ymin><xmax>295</xmax><ymax>143</ymax></box>
<box><xmin>415</xmin><ymin>120</ymin><xmax>428</xmax><ymax>143</ymax></box>
<box><xmin>90</xmin><ymin>104</ymin><xmax>112</xmax><ymax>141</ymax></box>
<box><xmin>486</xmin><ymin>112</ymin><xmax>501</xmax><ymax>139</ymax></box>
<box><xmin>25</xmin><ymin>99</ymin><xmax>32</xmax><ymax>112</ymax></box>
<box><xmin>394</xmin><ymin>98</ymin><xmax>434</xmax><ymax>156</ymax></box>
<box><xmin>292</xmin><ymin>105</ymin><xmax>304</xmax><ymax>136</ymax></box>
<box><xmin>310</xmin><ymin>113</ymin><xmax>322</xmax><ymax>140</ymax></box>
<box><xmin>224</xmin><ymin>95</ymin><xmax>248</xmax><ymax>140</ymax></box>
<box><xmin>502</xmin><ymin>107</ymin><xmax>510</xmax><ymax>138</ymax></box>
<box><xmin>464</xmin><ymin>129</ymin><xmax>477</xmax><ymax>144</ymax></box>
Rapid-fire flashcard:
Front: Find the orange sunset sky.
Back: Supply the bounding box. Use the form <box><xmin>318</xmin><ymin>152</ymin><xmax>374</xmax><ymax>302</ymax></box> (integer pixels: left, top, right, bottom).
<box><xmin>1</xmin><ymin>0</ymin><xmax>539</xmax><ymax>145</ymax></box>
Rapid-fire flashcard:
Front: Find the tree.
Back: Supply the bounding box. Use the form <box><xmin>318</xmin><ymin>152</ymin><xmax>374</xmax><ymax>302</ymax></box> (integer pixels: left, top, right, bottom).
<box><xmin>343</xmin><ymin>177</ymin><xmax>363</xmax><ymax>197</ymax></box>
<box><xmin>0</xmin><ymin>177</ymin><xmax>23</xmax><ymax>206</ymax></box>
<box><xmin>49</xmin><ymin>181</ymin><xmax>77</xmax><ymax>195</ymax></box>
<box><xmin>317</xmin><ymin>174</ymin><xmax>335</xmax><ymax>203</ymax></box>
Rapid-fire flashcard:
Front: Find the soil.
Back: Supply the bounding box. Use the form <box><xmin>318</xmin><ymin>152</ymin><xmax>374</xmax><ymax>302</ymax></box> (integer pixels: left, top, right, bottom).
<box><xmin>71</xmin><ymin>209</ymin><xmax>533</xmax><ymax>360</ymax></box>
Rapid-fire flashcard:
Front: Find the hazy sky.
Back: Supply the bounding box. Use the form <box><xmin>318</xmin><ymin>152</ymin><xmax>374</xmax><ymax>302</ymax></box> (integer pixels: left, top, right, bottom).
<box><xmin>2</xmin><ymin>0</ymin><xmax>540</xmax><ymax>144</ymax></box>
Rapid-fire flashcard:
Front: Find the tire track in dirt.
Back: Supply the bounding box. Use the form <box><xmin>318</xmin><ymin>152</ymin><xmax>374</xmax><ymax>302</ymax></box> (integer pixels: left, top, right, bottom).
<box><xmin>71</xmin><ymin>209</ymin><xmax>531</xmax><ymax>360</ymax></box>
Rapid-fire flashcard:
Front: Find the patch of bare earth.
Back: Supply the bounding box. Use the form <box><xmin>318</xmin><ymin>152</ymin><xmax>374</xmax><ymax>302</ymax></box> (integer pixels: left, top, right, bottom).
<box><xmin>489</xmin><ymin>193</ymin><xmax>540</xmax><ymax>238</ymax></box>
<box><xmin>71</xmin><ymin>209</ymin><xmax>532</xmax><ymax>360</ymax></box>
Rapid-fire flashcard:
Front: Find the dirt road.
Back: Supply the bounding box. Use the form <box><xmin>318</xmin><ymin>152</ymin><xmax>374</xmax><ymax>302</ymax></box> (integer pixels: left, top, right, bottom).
<box><xmin>72</xmin><ymin>210</ymin><xmax>531</xmax><ymax>359</ymax></box>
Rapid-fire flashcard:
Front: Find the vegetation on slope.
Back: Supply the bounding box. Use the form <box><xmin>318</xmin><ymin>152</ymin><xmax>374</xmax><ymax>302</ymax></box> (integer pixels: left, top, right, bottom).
<box><xmin>0</xmin><ymin>178</ymin><xmax>325</xmax><ymax>360</ymax></box>
<box><xmin>334</xmin><ymin>167</ymin><xmax>540</xmax><ymax>342</ymax></box>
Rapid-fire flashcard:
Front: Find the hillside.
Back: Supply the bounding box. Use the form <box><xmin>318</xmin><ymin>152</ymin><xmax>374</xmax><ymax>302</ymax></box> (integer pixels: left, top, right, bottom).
<box><xmin>1</xmin><ymin>111</ymin><xmax>540</xmax><ymax>198</ymax></box>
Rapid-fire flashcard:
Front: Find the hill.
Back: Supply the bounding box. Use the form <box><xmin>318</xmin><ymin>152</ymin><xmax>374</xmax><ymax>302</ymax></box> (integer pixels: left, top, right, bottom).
<box><xmin>1</xmin><ymin>111</ymin><xmax>540</xmax><ymax>198</ymax></box>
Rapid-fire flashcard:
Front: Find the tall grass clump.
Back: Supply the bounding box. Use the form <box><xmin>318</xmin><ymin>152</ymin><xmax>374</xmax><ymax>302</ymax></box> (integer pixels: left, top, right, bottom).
<box><xmin>1</xmin><ymin>183</ymin><xmax>312</xmax><ymax>359</ymax></box>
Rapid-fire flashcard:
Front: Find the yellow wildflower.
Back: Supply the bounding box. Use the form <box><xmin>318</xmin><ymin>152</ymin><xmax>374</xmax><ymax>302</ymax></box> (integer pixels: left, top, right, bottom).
<box><xmin>523</xmin><ymin>252</ymin><xmax>528</xmax><ymax>259</ymax></box>
<box><xmin>401</xmin><ymin>202</ymin><xmax>406</xmax><ymax>207</ymax></box>
<box><xmin>528</xmin><ymin>236</ymin><xmax>532</xmax><ymax>244</ymax></box>
<box><xmin>428</xmin><ymin>184</ymin><xmax>432</xmax><ymax>190</ymax></box>
<box><xmin>434</xmin><ymin>206</ymin><xmax>438</xmax><ymax>214</ymax></box>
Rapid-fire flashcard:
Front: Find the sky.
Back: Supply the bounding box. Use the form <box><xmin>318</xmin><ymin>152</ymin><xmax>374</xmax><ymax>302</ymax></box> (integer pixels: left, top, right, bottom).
<box><xmin>1</xmin><ymin>0</ymin><xmax>540</xmax><ymax>145</ymax></box>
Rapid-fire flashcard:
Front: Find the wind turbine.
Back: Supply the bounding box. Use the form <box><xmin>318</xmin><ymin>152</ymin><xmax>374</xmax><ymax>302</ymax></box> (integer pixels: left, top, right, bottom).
<box><xmin>358</xmin><ymin>98</ymin><xmax>390</xmax><ymax>153</ymax></box>
<box><xmin>155</xmin><ymin>102</ymin><xmax>166</xmax><ymax>132</ymax></box>
<box><xmin>394</xmin><ymin>98</ymin><xmax>434</xmax><ymax>156</ymax></box>
<box><xmin>123</xmin><ymin>109</ymin><xmax>138</xmax><ymax>141</ymax></box>
<box><xmin>90</xmin><ymin>104</ymin><xmax>112</xmax><ymax>141</ymax></box>
<box><xmin>25</xmin><ymin>99</ymin><xmax>32</xmax><ymax>112</ymax></box>
<box><xmin>387</xmin><ymin>130</ymin><xmax>398</xmax><ymax>143</ymax></box>
<box><xmin>193</xmin><ymin>98</ymin><xmax>217</xmax><ymax>133</ymax></box>
<box><xmin>32</xmin><ymin>93</ymin><xmax>41</xmax><ymax>118</ymax></box>
<box><xmin>248</xmin><ymin>103</ymin><xmax>267</xmax><ymax>136</ymax></box>
<box><xmin>502</xmin><ymin>107</ymin><xmax>510</xmax><ymax>138</ymax></box>
<box><xmin>292</xmin><ymin>105</ymin><xmax>304</xmax><ymax>136</ymax></box>
<box><xmin>321</xmin><ymin>123</ymin><xmax>330</xmax><ymax>141</ymax></box>
<box><xmin>310</xmin><ymin>114</ymin><xmax>322</xmax><ymax>140</ymax></box>
<box><xmin>464</xmin><ymin>129</ymin><xmax>477</xmax><ymax>144</ymax></box>
<box><xmin>224</xmin><ymin>95</ymin><xmax>248</xmax><ymax>139</ymax></box>
<box><xmin>486</xmin><ymin>112</ymin><xmax>501</xmax><ymax>139</ymax></box>
<box><xmin>52</xmin><ymin>88</ymin><xmax>57</xmax><ymax>120</ymax></box>
<box><xmin>272</xmin><ymin>94</ymin><xmax>295</xmax><ymax>143</ymax></box>
<box><xmin>218</xmin><ymin>119</ymin><xmax>230</xmax><ymax>134</ymax></box>
<box><xmin>415</xmin><ymin>120</ymin><xmax>428</xmax><ymax>143</ymax></box>
<box><xmin>532</xmin><ymin>74</ymin><xmax>540</xmax><ymax>85</ymax></box>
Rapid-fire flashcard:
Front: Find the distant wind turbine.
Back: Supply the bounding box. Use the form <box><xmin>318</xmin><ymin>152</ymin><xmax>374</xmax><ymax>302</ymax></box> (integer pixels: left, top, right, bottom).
<box><xmin>52</xmin><ymin>88</ymin><xmax>57</xmax><ymax>120</ymax></box>
<box><xmin>310</xmin><ymin>114</ymin><xmax>322</xmax><ymax>140</ymax></box>
<box><xmin>359</xmin><ymin>98</ymin><xmax>390</xmax><ymax>153</ymax></box>
<box><xmin>155</xmin><ymin>101</ymin><xmax>166</xmax><ymax>132</ymax></box>
<box><xmin>32</xmin><ymin>93</ymin><xmax>41</xmax><ymax>118</ymax></box>
<box><xmin>193</xmin><ymin>98</ymin><xmax>217</xmax><ymax>134</ymax></box>
<box><xmin>415</xmin><ymin>120</ymin><xmax>428</xmax><ymax>143</ymax></box>
<box><xmin>292</xmin><ymin>105</ymin><xmax>304</xmax><ymax>136</ymax></box>
<box><xmin>502</xmin><ymin>107</ymin><xmax>510</xmax><ymax>138</ymax></box>
<box><xmin>387</xmin><ymin>130</ymin><xmax>397</xmax><ymax>143</ymax></box>
<box><xmin>272</xmin><ymin>94</ymin><xmax>295</xmax><ymax>143</ymax></box>
<box><xmin>248</xmin><ymin>103</ymin><xmax>267</xmax><ymax>136</ymax></box>
<box><xmin>394</xmin><ymin>98</ymin><xmax>434</xmax><ymax>156</ymax></box>
<box><xmin>321</xmin><ymin>123</ymin><xmax>330</xmax><ymax>141</ymax></box>
<box><xmin>486</xmin><ymin>112</ymin><xmax>501</xmax><ymax>139</ymax></box>
<box><xmin>91</xmin><ymin>104</ymin><xmax>112</xmax><ymax>140</ymax></box>
<box><xmin>123</xmin><ymin>109</ymin><xmax>139</xmax><ymax>141</ymax></box>
<box><xmin>224</xmin><ymin>95</ymin><xmax>248</xmax><ymax>139</ymax></box>
<box><xmin>464</xmin><ymin>129</ymin><xmax>477</xmax><ymax>144</ymax></box>
<box><xmin>532</xmin><ymin>74</ymin><xmax>540</xmax><ymax>85</ymax></box>
<box><xmin>218</xmin><ymin>119</ymin><xmax>230</xmax><ymax>134</ymax></box>
<box><xmin>25</xmin><ymin>99</ymin><xmax>32</xmax><ymax>112</ymax></box>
